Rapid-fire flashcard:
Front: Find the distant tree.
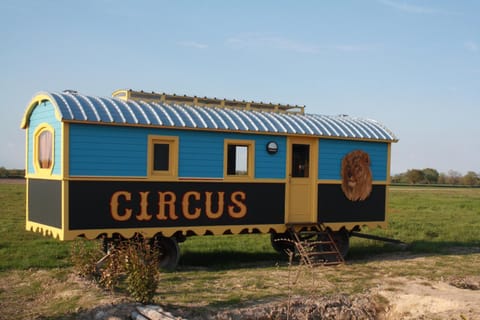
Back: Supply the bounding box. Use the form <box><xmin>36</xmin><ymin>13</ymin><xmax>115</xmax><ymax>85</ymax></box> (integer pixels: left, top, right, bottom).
<box><xmin>10</xmin><ymin>169</ymin><xmax>25</xmax><ymax>178</ymax></box>
<box><xmin>0</xmin><ymin>167</ymin><xmax>7</xmax><ymax>178</ymax></box>
<box><xmin>438</xmin><ymin>173</ymin><xmax>447</xmax><ymax>185</ymax></box>
<box><xmin>422</xmin><ymin>168</ymin><xmax>439</xmax><ymax>184</ymax></box>
<box><xmin>405</xmin><ymin>169</ymin><xmax>425</xmax><ymax>184</ymax></box>
<box><xmin>391</xmin><ymin>173</ymin><xmax>408</xmax><ymax>183</ymax></box>
<box><xmin>446</xmin><ymin>170</ymin><xmax>462</xmax><ymax>185</ymax></box>
<box><xmin>463</xmin><ymin>171</ymin><xmax>479</xmax><ymax>186</ymax></box>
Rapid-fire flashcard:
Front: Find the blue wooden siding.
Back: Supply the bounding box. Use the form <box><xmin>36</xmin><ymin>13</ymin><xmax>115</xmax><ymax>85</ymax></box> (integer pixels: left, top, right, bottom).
<box><xmin>177</xmin><ymin>130</ymin><xmax>224</xmax><ymax>178</ymax></box>
<box><xmin>318</xmin><ymin>139</ymin><xmax>388</xmax><ymax>181</ymax></box>
<box><xmin>68</xmin><ymin>124</ymin><xmax>286</xmax><ymax>179</ymax></box>
<box><xmin>27</xmin><ymin>101</ymin><xmax>62</xmax><ymax>175</ymax></box>
<box><xmin>253</xmin><ymin>135</ymin><xmax>286</xmax><ymax>179</ymax></box>
<box><xmin>69</xmin><ymin>125</ymin><xmax>148</xmax><ymax>176</ymax></box>
<box><xmin>177</xmin><ymin>132</ymin><xmax>286</xmax><ymax>179</ymax></box>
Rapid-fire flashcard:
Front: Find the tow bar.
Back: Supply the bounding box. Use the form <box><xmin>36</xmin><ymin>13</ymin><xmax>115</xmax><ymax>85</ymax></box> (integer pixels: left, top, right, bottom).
<box><xmin>350</xmin><ymin>232</ymin><xmax>407</xmax><ymax>248</ymax></box>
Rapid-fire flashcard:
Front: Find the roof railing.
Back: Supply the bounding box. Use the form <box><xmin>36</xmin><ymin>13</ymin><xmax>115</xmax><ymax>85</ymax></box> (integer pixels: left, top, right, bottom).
<box><xmin>111</xmin><ymin>89</ymin><xmax>305</xmax><ymax>114</ymax></box>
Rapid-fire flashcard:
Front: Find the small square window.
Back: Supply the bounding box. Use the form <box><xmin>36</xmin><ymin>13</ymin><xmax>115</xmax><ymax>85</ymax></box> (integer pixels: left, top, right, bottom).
<box><xmin>153</xmin><ymin>143</ymin><xmax>169</xmax><ymax>171</ymax></box>
<box><xmin>149</xmin><ymin>136</ymin><xmax>178</xmax><ymax>178</ymax></box>
<box><xmin>227</xmin><ymin>145</ymin><xmax>248</xmax><ymax>175</ymax></box>
<box><xmin>225</xmin><ymin>140</ymin><xmax>254</xmax><ymax>178</ymax></box>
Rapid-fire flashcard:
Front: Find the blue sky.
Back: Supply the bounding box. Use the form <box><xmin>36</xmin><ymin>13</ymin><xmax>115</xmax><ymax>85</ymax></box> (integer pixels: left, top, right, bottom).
<box><xmin>1</xmin><ymin>0</ymin><xmax>479</xmax><ymax>174</ymax></box>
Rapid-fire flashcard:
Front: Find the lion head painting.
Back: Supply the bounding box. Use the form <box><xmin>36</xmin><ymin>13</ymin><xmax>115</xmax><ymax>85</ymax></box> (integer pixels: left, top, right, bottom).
<box><xmin>341</xmin><ymin>150</ymin><xmax>372</xmax><ymax>201</ymax></box>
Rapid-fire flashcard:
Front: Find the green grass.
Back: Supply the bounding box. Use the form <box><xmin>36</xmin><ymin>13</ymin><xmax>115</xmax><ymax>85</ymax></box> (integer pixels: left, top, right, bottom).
<box><xmin>1</xmin><ymin>182</ymin><xmax>480</xmax><ymax>319</ymax></box>
<box><xmin>348</xmin><ymin>186</ymin><xmax>480</xmax><ymax>257</ymax></box>
<box><xmin>0</xmin><ymin>183</ymin><xmax>70</xmax><ymax>271</ymax></box>
<box><xmin>1</xmin><ymin>183</ymin><xmax>479</xmax><ymax>271</ymax></box>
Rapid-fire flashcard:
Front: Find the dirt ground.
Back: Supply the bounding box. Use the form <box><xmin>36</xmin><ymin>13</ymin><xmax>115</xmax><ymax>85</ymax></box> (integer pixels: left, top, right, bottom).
<box><xmin>1</xmin><ymin>255</ymin><xmax>479</xmax><ymax>319</ymax></box>
<box><xmin>71</xmin><ymin>274</ymin><xmax>480</xmax><ymax>319</ymax></box>
<box><xmin>375</xmin><ymin>276</ymin><xmax>480</xmax><ymax>319</ymax></box>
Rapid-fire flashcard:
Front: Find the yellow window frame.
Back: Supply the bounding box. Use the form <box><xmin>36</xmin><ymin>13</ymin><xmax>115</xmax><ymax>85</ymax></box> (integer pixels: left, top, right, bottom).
<box><xmin>224</xmin><ymin>139</ymin><xmax>255</xmax><ymax>179</ymax></box>
<box><xmin>33</xmin><ymin>123</ymin><xmax>55</xmax><ymax>175</ymax></box>
<box><xmin>148</xmin><ymin>135</ymin><xmax>179</xmax><ymax>179</ymax></box>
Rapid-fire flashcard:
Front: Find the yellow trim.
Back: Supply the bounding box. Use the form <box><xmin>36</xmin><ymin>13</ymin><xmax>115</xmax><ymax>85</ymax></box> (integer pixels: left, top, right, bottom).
<box><xmin>285</xmin><ymin>137</ymin><xmax>318</xmax><ymax>224</ymax></box>
<box><xmin>62</xmin><ymin>224</ymin><xmax>287</xmax><ymax>240</ymax></box>
<box><xmin>62</xmin><ymin>123</ymin><xmax>69</xmax><ymax>178</ymax></box>
<box><xmin>111</xmin><ymin>89</ymin><xmax>129</xmax><ymax>101</ymax></box>
<box><xmin>63</xmin><ymin>180</ymin><xmax>68</xmax><ymax>233</ymax></box>
<box><xmin>288</xmin><ymin>221</ymin><xmax>387</xmax><ymax>232</ymax></box>
<box><xmin>20</xmin><ymin>93</ymin><xmax>62</xmax><ymax>129</ymax></box>
<box><xmin>386</xmin><ymin>143</ymin><xmax>392</xmax><ymax>184</ymax></box>
<box><xmin>26</xmin><ymin>220</ymin><xmax>64</xmax><ymax>240</ymax></box>
<box><xmin>223</xmin><ymin>139</ymin><xmax>255</xmax><ymax>180</ymax></box>
<box><xmin>37</xmin><ymin>175</ymin><xmax>286</xmax><ymax>183</ymax></box>
<box><xmin>385</xmin><ymin>143</ymin><xmax>393</xmax><ymax>228</ymax></box>
<box><xmin>112</xmin><ymin>89</ymin><xmax>306</xmax><ymax>114</ymax></box>
<box><xmin>318</xmin><ymin>179</ymin><xmax>388</xmax><ymax>185</ymax></box>
<box><xmin>32</xmin><ymin>123</ymin><xmax>55</xmax><ymax>176</ymax></box>
<box><xmin>24</xmin><ymin>128</ymin><xmax>30</xmax><ymax>228</ymax></box>
<box><xmin>325</xmin><ymin>221</ymin><xmax>387</xmax><ymax>231</ymax></box>
<box><xmin>25</xmin><ymin>174</ymin><xmax>63</xmax><ymax>180</ymax></box>
<box><xmin>26</xmin><ymin>217</ymin><xmax>386</xmax><ymax>241</ymax></box>
<box><xmin>147</xmin><ymin>135</ymin><xmax>179</xmax><ymax>180</ymax></box>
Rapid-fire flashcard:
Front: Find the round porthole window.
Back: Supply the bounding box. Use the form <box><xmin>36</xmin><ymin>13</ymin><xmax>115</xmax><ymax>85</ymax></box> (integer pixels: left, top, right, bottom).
<box><xmin>266</xmin><ymin>141</ymin><xmax>278</xmax><ymax>154</ymax></box>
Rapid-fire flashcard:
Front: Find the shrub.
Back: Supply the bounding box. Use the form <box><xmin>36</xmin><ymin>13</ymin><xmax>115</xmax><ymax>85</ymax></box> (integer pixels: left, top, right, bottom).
<box><xmin>121</xmin><ymin>238</ymin><xmax>160</xmax><ymax>304</ymax></box>
<box><xmin>70</xmin><ymin>239</ymin><xmax>104</xmax><ymax>280</ymax></box>
<box><xmin>70</xmin><ymin>236</ymin><xmax>160</xmax><ymax>304</ymax></box>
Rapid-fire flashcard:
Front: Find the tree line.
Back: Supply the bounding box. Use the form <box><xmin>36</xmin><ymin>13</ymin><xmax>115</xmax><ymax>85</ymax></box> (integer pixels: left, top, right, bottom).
<box><xmin>0</xmin><ymin>167</ymin><xmax>25</xmax><ymax>178</ymax></box>
<box><xmin>391</xmin><ymin>168</ymin><xmax>480</xmax><ymax>186</ymax></box>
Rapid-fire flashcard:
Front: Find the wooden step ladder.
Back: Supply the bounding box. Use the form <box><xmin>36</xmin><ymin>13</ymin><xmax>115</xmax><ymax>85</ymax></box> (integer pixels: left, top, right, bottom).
<box><xmin>289</xmin><ymin>226</ymin><xmax>345</xmax><ymax>267</ymax></box>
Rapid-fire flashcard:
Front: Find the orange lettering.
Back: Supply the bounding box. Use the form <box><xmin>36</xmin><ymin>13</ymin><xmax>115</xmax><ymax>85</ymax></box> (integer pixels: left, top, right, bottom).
<box><xmin>182</xmin><ymin>191</ymin><xmax>201</xmax><ymax>219</ymax></box>
<box><xmin>110</xmin><ymin>191</ymin><xmax>132</xmax><ymax>221</ymax></box>
<box><xmin>156</xmin><ymin>191</ymin><xmax>178</xmax><ymax>220</ymax></box>
<box><xmin>136</xmin><ymin>191</ymin><xmax>152</xmax><ymax>221</ymax></box>
<box><xmin>205</xmin><ymin>191</ymin><xmax>224</xmax><ymax>219</ymax></box>
<box><xmin>228</xmin><ymin>191</ymin><xmax>247</xmax><ymax>219</ymax></box>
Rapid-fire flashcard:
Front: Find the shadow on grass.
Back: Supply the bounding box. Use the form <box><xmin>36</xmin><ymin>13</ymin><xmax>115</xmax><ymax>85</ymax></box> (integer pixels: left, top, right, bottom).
<box><xmin>179</xmin><ymin>241</ymin><xmax>480</xmax><ymax>270</ymax></box>
<box><xmin>346</xmin><ymin>239</ymin><xmax>480</xmax><ymax>264</ymax></box>
<box><xmin>178</xmin><ymin>250</ymin><xmax>286</xmax><ymax>270</ymax></box>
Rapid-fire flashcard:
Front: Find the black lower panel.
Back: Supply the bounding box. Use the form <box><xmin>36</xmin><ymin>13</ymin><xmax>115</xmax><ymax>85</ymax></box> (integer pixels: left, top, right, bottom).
<box><xmin>318</xmin><ymin>184</ymin><xmax>386</xmax><ymax>223</ymax></box>
<box><xmin>69</xmin><ymin>181</ymin><xmax>285</xmax><ymax>230</ymax></box>
<box><xmin>28</xmin><ymin>179</ymin><xmax>62</xmax><ymax>228</ymax></box>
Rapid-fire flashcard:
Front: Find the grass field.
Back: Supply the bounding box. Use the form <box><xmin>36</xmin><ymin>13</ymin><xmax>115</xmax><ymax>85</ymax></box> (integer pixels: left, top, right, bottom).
<box><xmin>0</xmin><ymin>182</ymin><xmax>479</xmax><ymax>319</ymax></box>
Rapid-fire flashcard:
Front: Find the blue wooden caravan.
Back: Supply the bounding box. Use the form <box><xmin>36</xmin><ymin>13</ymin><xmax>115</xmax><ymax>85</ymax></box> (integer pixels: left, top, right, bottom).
<box><xmin>21</xmin><ymin>89</ymin><xmax>398</xmax><ymax>268</ymax></box>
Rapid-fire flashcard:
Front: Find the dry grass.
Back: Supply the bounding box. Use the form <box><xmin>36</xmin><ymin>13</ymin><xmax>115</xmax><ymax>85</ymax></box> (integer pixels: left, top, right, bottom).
<box><xmin>1</xmin><ymin>251</ymin><xmax>478</xmax><ymax>319</ymax></box>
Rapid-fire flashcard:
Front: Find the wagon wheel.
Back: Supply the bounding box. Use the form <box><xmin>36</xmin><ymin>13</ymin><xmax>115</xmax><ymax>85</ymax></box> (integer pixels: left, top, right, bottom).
<box><xmin>270</xmin><ymin>232</ymin><xmax>296</xmax><ymax>256</ymax></box>
<box><xmin>330</xmin><ymin>229</ymin><xmax>350</xmax><ymax>258</ymax></box>
<box><xmin>317</xmin><ymin>229</ymin><xmax>350</xmax><ymax>261</ymax></box>
<box><xmin>150</xmin><ymin>236</ymin><xmax>180</xmax><ymax>271</ymax></box>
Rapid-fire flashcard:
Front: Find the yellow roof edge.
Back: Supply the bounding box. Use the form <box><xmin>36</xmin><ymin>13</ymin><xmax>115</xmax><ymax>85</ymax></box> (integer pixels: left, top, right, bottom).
<box><xmin>20</xmin><ymin>92</ymin><xmax>61</xmax><ymax>129</ymax></box>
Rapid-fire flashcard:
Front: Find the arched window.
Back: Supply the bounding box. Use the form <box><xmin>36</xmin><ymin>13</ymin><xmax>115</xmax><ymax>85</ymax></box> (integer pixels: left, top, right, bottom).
<box><xmin>34</xmin><ymin>125</ymin><xmax>54</xmax><ymax>173</ymax></box>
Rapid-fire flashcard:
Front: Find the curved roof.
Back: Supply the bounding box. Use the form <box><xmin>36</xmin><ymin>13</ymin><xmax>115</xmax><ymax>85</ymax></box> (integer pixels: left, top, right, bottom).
<box><xmin>21</xmin><ymin>91</ymin><xmax>398</xmax><ymax>142</ymax></box>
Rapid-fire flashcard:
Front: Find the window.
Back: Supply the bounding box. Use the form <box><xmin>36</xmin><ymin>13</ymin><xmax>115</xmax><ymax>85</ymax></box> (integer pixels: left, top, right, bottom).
<box><xmin>149</xmin><ymin>136</ymin><xmax>178</xmax><ymax>178</ymax></box>
<box><xmin>225</xmin><ymin>140</ymin><xmax>254</xmax><ymax>178</ymax></box>
<box><xmin>153</xmin><ymin>143</ymin><xmax>170</xmax><ymax>171</ymax></box>
<box><xmin>291</xmin><ymin>144</ymin><xmax>310</xmax><ymax>177</ymax></box>
<box><xmin>34</xmin><ymin>124</ymin><xmax>54</xmax><ymax>174</ymax></box>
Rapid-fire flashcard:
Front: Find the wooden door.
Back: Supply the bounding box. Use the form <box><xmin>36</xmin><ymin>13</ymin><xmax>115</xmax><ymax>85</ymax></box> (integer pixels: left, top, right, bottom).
<box><xmin>286</xmin><ymin>137</ymin><xmax>317</xmax><ymax>224</ymax></box>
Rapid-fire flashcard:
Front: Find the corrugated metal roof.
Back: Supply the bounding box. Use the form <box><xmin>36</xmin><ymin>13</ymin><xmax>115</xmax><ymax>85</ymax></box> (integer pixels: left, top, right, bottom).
<box><xmin>25</xmin><ymin>91</ymin><xmax>398</xmax><ymax>142</ymax></box>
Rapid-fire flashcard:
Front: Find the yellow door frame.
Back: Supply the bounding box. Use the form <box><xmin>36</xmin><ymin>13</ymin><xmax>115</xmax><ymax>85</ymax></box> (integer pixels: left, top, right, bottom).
<box><xmin>285</xmin><ymin>136</ymin><xmax>318</xmax><ymax>224</ymax></box>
